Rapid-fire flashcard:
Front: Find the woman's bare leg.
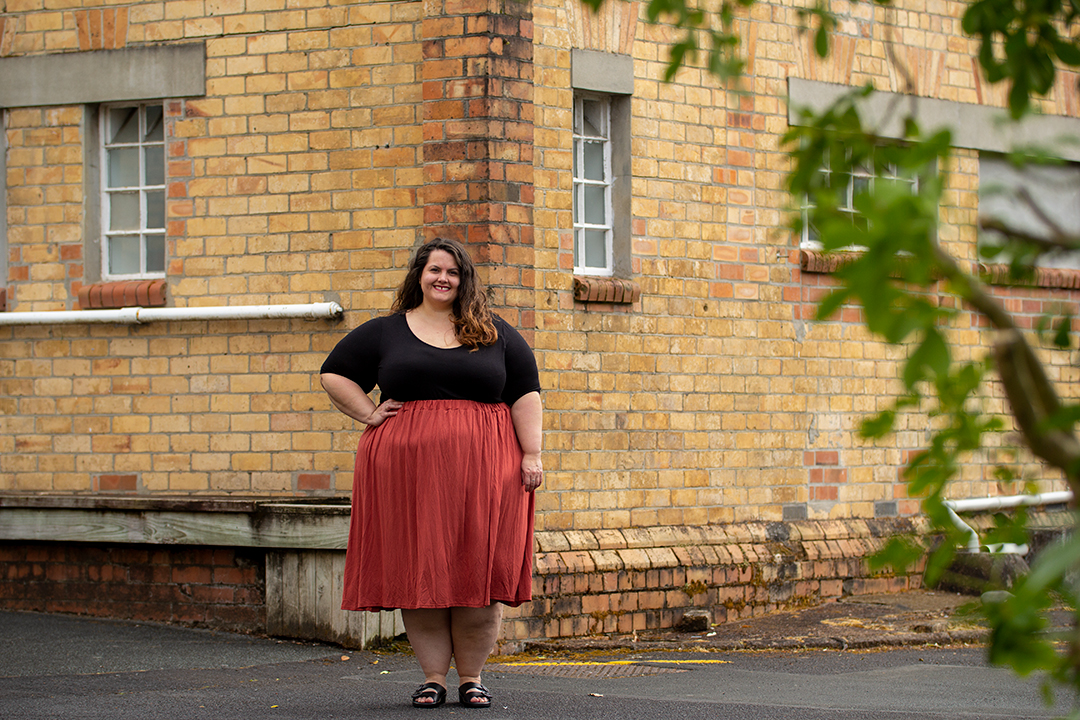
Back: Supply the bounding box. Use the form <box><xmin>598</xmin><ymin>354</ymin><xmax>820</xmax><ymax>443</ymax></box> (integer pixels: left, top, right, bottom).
<box><xmin>400</xmin><ymin>608</ymin><xmax>452</xmax><ymax>702</ymax></box>
<box><xmin>450</xmin><ymin>603</ymin><xmax>503</xmax><ymax>701</ymax></box>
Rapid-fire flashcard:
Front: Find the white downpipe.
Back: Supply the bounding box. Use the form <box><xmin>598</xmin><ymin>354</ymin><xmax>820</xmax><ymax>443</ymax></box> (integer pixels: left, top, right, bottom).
<box><xmin>0</xmin><ymin>302</ymin><xmax>344</xmax><ymax>326</ymax></box>
<box><xmin>944</xmin><ymin>491</ymin><xmax>1073</xmax><ymax>553</ymax></box>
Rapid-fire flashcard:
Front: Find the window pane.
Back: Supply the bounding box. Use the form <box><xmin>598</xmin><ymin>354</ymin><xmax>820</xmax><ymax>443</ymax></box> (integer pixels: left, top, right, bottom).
<box><xmin>584</xmin><ymin>230</ymin><xmax>606</xmax><ymax>268</ymax></box>
<box><xmin>109</xmin><ymin>192</ymin><xmax>140</xmax><ymax>231</ymax></box>
<box><xmin>584</xmin><ymin>185</ymin><xmax>606</xmax><ymax>224</ymax></box>
<box><xmin>145</xmin><ymin>191</ymin><xmax>165</xmax><ymax>230</ymax></box>
<box><xmin>583</xmin><ymin>140</ymin><xmax>605</xmax><ymax>181</ymax></box>
<box><xmin>582</xmin><ymin>100</ymin><xmax>604</xmax><ymax>137</ymax></box>
<box><xmin>108</xmin><ymin>235</ymin><xmax>141</xmax><ymax>275</ymax></box>
<box><xmin>573</xmin><ymin>228</ymin><xmax>580</xmax><ymax>267</ymax></box>
<box><xmin>573</xmin><ymin>138</ymin><xmax>580</xmax><ymax>178</ymax></box>
<box><xmin>144</xmin><ymin>145</ymin><xmax>164</xmax><ymax>186</ymax></box>
<box><xmin>146</xmin><ymin>235</ymin><xmax>166</xmax><ymax>273</ymax></box>
<box><xmin>109</xmin><ymin>107</ymin><xmax>140</xmax><ymax>144</ymax></box>
<box><xmin>852</xmin><ymin>175</ymin><xmax>870</xmax><ymax>199</ymax></box>
<box><xmin>144</xmin><ymin>106</ymin><xmax>164</xmax><ymax>142</ymax></box>
<box><xmin>107</xmin><ymin>148</ymin><xmax>140</xmax><ymax>188</ymax></box>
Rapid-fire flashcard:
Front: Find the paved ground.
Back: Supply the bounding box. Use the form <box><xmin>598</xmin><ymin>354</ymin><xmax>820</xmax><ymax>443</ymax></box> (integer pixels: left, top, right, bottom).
<box><xmin>0</xmin><ymin>591</ymin><xmax>1068</xmax><ymax>720</ymax></box>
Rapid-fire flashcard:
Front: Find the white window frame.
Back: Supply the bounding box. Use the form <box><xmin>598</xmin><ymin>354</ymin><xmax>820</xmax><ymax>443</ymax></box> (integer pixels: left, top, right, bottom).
<box><xmin>573</xmin><ymin>93</ymin><xmax>614</xmax><ymax>276</ymax></box>
<box><xmin>801</xmin><ymin>149</ymin><xmax>919</xmax><ymax>248</ymax></box>
<box><xmin>100</xmin><ymin>102</ymin><xmax>166</xmax><ymax>280</ymax></box>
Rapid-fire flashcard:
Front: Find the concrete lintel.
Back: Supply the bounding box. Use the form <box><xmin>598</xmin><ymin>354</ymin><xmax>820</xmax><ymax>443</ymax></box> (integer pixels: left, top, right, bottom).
<box><xmin>572</xmin><ymin>48</ymin><xmax>634</xmax><ymax>95</ymax></box>
<box><xmin>0</xmin><ymin>44</ymin><xmax>206</xmax><ymax>108</ymax></box>
<box><xmin>787</xmin><ymin>77</ymin><xmax>1080</xmax><ymax>162</ymax></box>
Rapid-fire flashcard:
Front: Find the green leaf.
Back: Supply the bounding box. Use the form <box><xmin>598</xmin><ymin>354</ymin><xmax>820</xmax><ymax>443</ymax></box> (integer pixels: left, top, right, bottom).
<box><xmin>1054</xmin><ymin>38</ymin><xmax>1080</xmax><ymax>66</ymax></box>
<box><xmin>814</xmin><ymin>27</ymin><xmax>829</xmax><ymax>57</ymax></box>
<box><xmin>1053</xmin><ymin>316</ymin><xmax>1072</xmax><ymax>349</ymax></box>
<box><xmin>869</xmin><ymin>536</ymin><xmax>925</xmax><ymax>574</ymax></box>
<box><xmin>903</xmin><ymin>330</ymin><xmax>950</xmax><ymax>389</ymax></box>
<box><xmin>860</xmin><ymin>409</ymin><xmax>897</xmax><ymax>438</ymax></box>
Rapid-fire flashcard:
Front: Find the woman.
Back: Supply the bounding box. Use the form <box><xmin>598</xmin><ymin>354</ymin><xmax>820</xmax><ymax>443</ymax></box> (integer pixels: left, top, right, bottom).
<box><xmin>320</xmin><ymin>237</ymin><xmax>542</xmax><ymax>709</ymax></box>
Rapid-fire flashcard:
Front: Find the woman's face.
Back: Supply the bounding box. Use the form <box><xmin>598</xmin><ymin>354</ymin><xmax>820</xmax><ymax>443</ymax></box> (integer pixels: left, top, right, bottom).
<box><xmin>418</xmin><ymin>249</ymin><xmax>461</xmax><ymax>307</ymax></box>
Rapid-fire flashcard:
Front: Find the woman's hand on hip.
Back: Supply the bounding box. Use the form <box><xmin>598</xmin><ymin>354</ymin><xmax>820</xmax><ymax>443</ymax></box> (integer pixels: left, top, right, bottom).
<box><xmin>364</xmin><ymin>399</ymin><xmax>403</xmax><ymax>427</ymax></box>
<box><xmin>521</xmin><ymin>452</ymin><xmax>543</xmax><ymax>492</ymax></box>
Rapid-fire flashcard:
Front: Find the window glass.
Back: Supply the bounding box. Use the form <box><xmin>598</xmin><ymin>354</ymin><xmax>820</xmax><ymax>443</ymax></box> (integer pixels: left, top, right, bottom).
<box><xmin>109</xmin><ymin>107</ymin><xmax>140</xmax><ymax>144</ymax></box>
<box><xmin>109</xmin><ymin>193</ymin><xmax>140</xmax><ymax>231</ymax></box>
<box><xmin>146</xmin><ymin>235</ymin><xmax>166</xmax><ymax>273</ymax></box>
<box><xmin>801</xmin><ymin>149</ymin><xmax>918</xmax><ymax>248</ymax></box>
<box><xmin>573</xmin><ymin>94</ymin><xmax>613</xmax><ymax>275</ymax></box>
<box><xmin>102</xmin><ymin>103</ymin><xmax>167</xmax><ymax>279</ymax></box>
<box><xmin>979</xmin><ymin>155</ymin><xmax>1080</xmax><ymax>269</ymax></box>
<box><xmin>107</xmin><ymin>148</ymin><xmax>139</xmax><ymax>187</ymax></box>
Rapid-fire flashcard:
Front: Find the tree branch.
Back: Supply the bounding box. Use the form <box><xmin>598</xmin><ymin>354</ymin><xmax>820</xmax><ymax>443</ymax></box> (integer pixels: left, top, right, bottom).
<box><xmin>979</xmin><ymin>218</ymin><xmax>1080</xmax><ymax>256</ymax></box>
<box><xmin>931</xmin><ymin>241</ymin><xmax>1080</xmax><ymax>485</ymax></box>
<box><xmin>993</xmin><ymin>330</ymin><xmax>1080</xmax><ymax>486</ymax></box>
<box><xmin>930</xmin><ymin>242</ymin><xmax>1017</xmax><ymax>332</ymax></box>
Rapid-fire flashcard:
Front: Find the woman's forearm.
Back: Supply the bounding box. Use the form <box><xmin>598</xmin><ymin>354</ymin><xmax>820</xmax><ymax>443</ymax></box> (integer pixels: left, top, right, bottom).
<box><xmin>320</xmin><ymin>373</ymin><xmax>378</xmax><ymax>424</ymax></box>
<box><xmin>510</xmin><ymin>391</ymin><xmax>543</xmax><ymax>454</ymax></box>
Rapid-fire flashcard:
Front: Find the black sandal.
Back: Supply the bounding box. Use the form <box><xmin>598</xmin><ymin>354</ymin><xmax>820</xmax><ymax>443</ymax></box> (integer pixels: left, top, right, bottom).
<box><xmin>411</xmin><ymin>682</ymin><xmax>447</xmax><ymax>708</ymax></box>
<box><xmin>458</xmin><ymin>682</ymin><xmax>492</xmax><ymax>709</ymax></box>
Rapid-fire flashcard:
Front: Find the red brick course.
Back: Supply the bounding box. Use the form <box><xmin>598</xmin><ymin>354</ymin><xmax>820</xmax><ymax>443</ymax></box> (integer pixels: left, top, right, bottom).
<box><xmin>0</xmin><ymin>542</ymin><xmax>265</xmax><ymax>633</ymax></box>
<box><xmin>77</xmin><ymin>280</ymin><xmax>168</xmax><ymax>310</ymax></box>
<box><xmin>503</xmin><ymin>517</ymin><xmax>931</xmax><ymax>641</ymax></box>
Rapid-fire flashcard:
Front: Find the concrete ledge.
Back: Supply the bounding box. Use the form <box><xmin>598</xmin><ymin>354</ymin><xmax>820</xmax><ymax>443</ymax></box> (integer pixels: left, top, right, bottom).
<box><xmin>0</xmin><ymin>44</ymin><xmax>206</xmax><ymax>108</ymax></box>
<box><xmin>788</xmin><ymin>77</ymin><xmax>1080</xmax><ymax>162</ymax></box>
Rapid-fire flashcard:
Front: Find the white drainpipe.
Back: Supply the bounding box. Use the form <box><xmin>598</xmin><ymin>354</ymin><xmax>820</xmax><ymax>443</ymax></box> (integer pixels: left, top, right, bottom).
<box><xmin>944</xmin><ymin>491</ymin><xmax>1073</xmax><ymax>553</ymax></box>
<box><xmin>0</xmin><ymin>302</ymin><xmax>344</xmax><ymax>326</ymax></box>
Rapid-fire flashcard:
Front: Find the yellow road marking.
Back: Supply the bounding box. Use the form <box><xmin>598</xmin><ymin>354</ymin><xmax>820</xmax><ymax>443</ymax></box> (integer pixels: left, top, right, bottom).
<box><xmin>497</xmin><ymin>659</ymin><xmax>731</xmax><ymax>666</ymax></box>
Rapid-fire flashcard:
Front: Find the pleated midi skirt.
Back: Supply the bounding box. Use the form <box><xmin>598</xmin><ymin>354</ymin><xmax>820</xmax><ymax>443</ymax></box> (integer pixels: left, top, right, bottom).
<box><xmin>341</xmin><ymin>399</ymin><xmax>535</xmax><ymax>611</ymax></box>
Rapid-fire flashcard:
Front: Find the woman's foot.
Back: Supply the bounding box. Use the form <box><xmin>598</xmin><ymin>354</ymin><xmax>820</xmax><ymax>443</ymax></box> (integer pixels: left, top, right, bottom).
<box><xmin>458</xmin><ymin>681</ymin><xmax>492</xmax><ymax>709</ymax></box>
<box><xmin>411</xmin><ymin>682</ymin><xmax>447</xmax><ymax>708</ymax></box>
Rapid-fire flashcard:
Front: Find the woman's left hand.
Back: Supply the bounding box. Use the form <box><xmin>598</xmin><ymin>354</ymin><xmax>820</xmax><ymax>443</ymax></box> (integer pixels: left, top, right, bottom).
<box><xmin>521</xmin><ymin>452</ymin><xmax>543</xmax><ymax>492</ymax></box>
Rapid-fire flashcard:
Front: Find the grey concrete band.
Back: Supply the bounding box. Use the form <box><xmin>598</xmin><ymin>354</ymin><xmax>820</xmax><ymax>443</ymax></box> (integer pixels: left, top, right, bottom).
<box><xmin>788</xmin><ymin>77</ymin><xmax>1080</xmax><ymax>162</ymax></box>
<box><xmin>572</xmin><ymin>48</ymin><xmax>634</xmax><ymax>95</ymax></box>
<box><xmin>0</xmin><ymin>43</ymin><xmax>206</xmax><ymax>108</ymax></box>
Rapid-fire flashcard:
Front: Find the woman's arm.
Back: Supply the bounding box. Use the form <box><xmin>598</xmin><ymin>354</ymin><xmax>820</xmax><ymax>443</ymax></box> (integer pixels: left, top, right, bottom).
<box><xmin>320</xmin><ymin>373</ymin><xmax>401</xmax><ymax>427</ymax></box>
<box><xmin>510</xmin><ymin>391</ymin><xmax>543</xmax><ymax>491</ymax></box>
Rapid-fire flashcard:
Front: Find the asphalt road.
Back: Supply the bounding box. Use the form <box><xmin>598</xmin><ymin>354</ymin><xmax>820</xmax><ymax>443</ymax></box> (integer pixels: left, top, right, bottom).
<box><xmin>0</xmin><ymin>610</ymin><xmax>1067</xmax><ymax>719</ymax></box>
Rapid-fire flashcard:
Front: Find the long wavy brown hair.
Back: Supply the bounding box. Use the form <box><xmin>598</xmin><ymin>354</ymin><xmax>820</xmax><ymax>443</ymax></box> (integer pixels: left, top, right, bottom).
<box><xmin>391</xmin><ymin>237</ymin><xmax>498</xmax><ymax>349</ymax></box>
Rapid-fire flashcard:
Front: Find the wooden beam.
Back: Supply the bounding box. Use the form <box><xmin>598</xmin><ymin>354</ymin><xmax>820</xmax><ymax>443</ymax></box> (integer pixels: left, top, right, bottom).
<box><xmin>0</xmin><ymin>505</ymin><xmax>350</xmax><ymax>549</ymax></box>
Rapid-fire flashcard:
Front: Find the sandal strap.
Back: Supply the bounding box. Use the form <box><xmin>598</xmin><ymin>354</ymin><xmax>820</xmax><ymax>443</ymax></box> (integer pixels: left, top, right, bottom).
<box><xmin>460</xmin><ymin>682</ymin><xmax>492</xmax><ymax>700</ymax></box>
<box><xmin>412</xmin><ymin>682</ymin><xmax>446</xmax><ymax>699</ymax></box>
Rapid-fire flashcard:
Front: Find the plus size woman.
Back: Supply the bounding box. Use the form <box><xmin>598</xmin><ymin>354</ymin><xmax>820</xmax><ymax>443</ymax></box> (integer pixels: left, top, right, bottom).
<box><xmin>320</xmin><ymin>237</ymin><xmax>543</xmax><ymax>709</ymax></box>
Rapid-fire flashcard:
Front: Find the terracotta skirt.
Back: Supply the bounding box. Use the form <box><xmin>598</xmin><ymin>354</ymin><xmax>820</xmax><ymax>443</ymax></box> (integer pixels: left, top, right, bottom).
<box><xmin>341</xmin><ymin>399</ymin><xmax>535</xmax><ymax>611</ymax></box>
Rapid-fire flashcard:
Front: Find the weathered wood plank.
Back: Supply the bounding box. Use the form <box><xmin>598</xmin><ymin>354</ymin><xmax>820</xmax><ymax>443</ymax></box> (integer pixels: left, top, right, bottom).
<box><xmin>280</xmin><ymin>551</ymin><xmax>301</xmax><ymax>634</ymax></box>
<box><xmin>265</xmin><ymin>552</ymin><xmax>285</xmax><ymax>636</ymax></box>
<box><xmin>0</xmin><ymin>507</ymin><xmax>349</xmax><ymax>549</ymax></box>
<box><xmin>314</xmin><ymin>551</ymin><xmax>334</xmax><ymax>639</ymax></box>
<box><xmin>297</xmin><ymin>550</ymin><xmax>318</xmax><ymax>638</ymax></box>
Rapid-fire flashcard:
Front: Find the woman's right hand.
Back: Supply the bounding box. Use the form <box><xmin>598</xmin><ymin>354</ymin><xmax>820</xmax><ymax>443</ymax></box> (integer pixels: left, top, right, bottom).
<box><xmin>364</xmin><ymin>399</ymin><xmax>403</xmax><ymax>427</ymax></box>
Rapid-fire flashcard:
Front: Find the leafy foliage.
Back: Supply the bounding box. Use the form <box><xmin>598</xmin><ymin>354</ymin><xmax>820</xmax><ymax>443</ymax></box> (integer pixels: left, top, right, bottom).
<box><xmin>585</xmin><ymin>0</ymin><xmax>1080</xmax><ymax>706</ymax></box>
<box><xmin>962</xmin><ymin>0</ymin><xmax>1080</xmax><ymax>117</ymax></box>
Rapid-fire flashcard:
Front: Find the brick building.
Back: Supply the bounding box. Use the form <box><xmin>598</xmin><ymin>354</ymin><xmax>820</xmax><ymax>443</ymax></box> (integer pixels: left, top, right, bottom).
<box><xmin>0</xmin><ymin>0</ymin><xmax>1076</xmax><ymax>645</ymax></box>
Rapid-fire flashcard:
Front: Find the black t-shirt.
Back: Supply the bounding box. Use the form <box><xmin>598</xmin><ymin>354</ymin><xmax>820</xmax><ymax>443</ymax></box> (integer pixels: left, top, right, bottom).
<box><xmin>320</xmin><ymin>313</ymin><xmax>541</xmax><ymax>406</ymax></box>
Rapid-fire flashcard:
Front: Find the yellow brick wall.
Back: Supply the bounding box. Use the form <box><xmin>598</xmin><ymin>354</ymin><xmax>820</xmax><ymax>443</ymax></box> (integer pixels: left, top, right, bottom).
<box><xmin>0</xmin><ymin>0</ymin><xmax>1075</xmax><ymax>526</ymax></box>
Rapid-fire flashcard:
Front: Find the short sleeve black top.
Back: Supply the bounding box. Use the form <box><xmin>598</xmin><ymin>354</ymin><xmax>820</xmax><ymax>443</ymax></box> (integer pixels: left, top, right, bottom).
<box><xmin>320</xmin><ymin>313</ymin><xmax>541</xmax><ymax>406</ymax></box>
